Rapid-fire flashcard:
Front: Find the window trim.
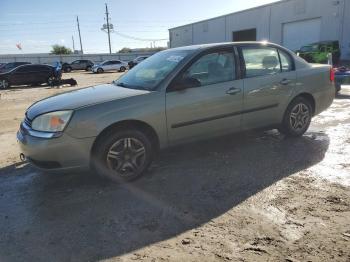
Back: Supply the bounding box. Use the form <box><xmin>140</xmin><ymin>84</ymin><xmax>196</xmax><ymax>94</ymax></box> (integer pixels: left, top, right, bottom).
<box><xmin>167</xmin><ymin>46</ymin><xmax>239</xmax><ymax>92</ymax></box>
<box><xmin>238</xmin><ymin>44</ymin><xmax>295</xmax><ymax>79</ymax></box>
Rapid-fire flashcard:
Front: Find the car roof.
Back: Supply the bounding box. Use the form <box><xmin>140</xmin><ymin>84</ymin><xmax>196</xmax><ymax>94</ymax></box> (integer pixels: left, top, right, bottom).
<box><xmin>168</xmin><ymin>41</ymin><xmax>288</xmax><ymax>52</ymax></box>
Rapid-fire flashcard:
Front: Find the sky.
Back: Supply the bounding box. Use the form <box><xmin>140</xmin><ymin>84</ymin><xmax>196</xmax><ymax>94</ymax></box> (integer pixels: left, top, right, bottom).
<box><xmin>0</xmin><ymin>0</ymin><xmax>280</xmax><ymax>54</ymax></box>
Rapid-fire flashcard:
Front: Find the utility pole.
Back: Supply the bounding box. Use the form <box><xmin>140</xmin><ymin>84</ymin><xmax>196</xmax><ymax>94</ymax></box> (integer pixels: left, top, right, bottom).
<box><xmin>76</xmin><ymin>16</ymin><xmax>83</xmax><ymax>54</ymax></box>
<box><xmin>72</xmin><ymin>35</ymin><xmax>75</xmax><ymax>51</ymax></box>
<box><xmin>105</xmin><ymin>3</ymin><xmax>112</xmax><ymax>54</ymax></box>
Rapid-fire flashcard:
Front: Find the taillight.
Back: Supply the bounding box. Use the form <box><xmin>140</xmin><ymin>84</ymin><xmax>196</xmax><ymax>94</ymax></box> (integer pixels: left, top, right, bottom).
<box><xmin>330</xmin><ymin>67</ymin><xmax>335</xmax><ymax>82</ymax></box>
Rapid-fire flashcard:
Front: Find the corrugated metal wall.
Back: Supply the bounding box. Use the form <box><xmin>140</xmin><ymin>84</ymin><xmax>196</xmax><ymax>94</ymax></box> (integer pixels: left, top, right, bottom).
<box><xmin>169</xmin><ymin>0</ymin><xmax>350</xmax><ymax>60</ymax></box>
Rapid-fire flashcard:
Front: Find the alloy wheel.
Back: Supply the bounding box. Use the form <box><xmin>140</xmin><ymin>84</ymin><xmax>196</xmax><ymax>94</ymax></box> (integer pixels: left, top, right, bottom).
<box><xmin>289</xmin><ymin>103</ymin><xmax>310</xmax><ymax>132</ymax></box>
<box><xmin>106</xmin><ymin>137</ymin><xmax>146</xmax><ymax>178</ymax></box>
<box><xmin>47</xmin><ymin>76</ymin><xmax>55</xmax><ymax>85</ymax></box>
<box><xmin>0</xmin><ymin>80</ymin><xmax>9</xmax><ymax>89</ymax></box>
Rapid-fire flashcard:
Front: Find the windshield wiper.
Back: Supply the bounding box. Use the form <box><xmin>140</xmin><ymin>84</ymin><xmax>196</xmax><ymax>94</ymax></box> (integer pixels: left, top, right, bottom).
<box><xmin>113</xmin><ymin>81</ymin><xmax>127</xmax><ymax>87</ymax></box>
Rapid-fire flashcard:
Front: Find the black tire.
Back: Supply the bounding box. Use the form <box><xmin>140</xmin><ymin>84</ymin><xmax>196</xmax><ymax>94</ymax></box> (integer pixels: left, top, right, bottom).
<box><xmin>119</xmin><ymin>66</ymin><xmax>126</xmax><ymax>72</ymax></box>
<box><xmin>47</xmin><ymin>76</ymin><xmax>55</xmax><ymax>86</ymax></box>
<box><xmin>86</xmin><ymin>66</ymin><xmax>92</xmax><ymax>71</ymax></box>
<box><xmin>92</xmin><ymin>129</ymin><xmax>154</xmax><ymax>182</ymax></box>
<box><xmin>0</xmin><ymin>79</ymin><xmax>10</xmax><ymax>89</ymax></box>
<box><xmin>279</xmin><ymin>97</ymin><xmax>312</xmax><ymax>137</ymax></box>
<box><xmin>97</xmin><ymin>68</ymin><xmax>104</xmax><ymax>74</ymax></box>
<box><xmin>65</xmin><ymin>67</ymin><xmax>72</xmax><ymax>73</ymax></box>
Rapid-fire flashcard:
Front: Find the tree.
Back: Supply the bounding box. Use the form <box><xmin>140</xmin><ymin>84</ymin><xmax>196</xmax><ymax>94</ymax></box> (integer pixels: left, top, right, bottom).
<box><xmin>118</xmin><ymin>47</ymin><xmax>167</xmax><ymax>53</ymax></box>
<box><xmin>50</xmin><ymin>45</ymin><xmax>73</xmax><ymax>55</ymax></box>
<box><xmin>118</xmin><ymin>47</ymin><xmax>132</xmax><ymax>53</ymax></box>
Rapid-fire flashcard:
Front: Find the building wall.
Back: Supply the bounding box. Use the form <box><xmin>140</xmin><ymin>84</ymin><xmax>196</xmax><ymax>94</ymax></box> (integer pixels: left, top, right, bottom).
<box><xmin>169</xmin><ymin>0</ymin><xmax>350</xmax><ymax>60</ymax></box>
<box><xmin>341</xmin><ymin>0</ymin><xmax>350</xmax><ymax>60</ymax></box>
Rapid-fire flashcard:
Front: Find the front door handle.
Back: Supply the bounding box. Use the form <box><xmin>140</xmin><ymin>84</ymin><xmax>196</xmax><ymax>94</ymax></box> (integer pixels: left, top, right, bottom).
<box><xmin>226</xmin><ymin>87</ymin><xmax>241</xmax><ymax>95</ymax></box>
<box><xmin>280</xmin><ymin>79</ymin><xmax>291</xmax><ymax>85</ymax></box>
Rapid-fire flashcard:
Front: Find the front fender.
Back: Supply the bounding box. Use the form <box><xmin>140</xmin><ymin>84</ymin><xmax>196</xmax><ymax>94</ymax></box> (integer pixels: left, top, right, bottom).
<box><xmin>65</xmin><ymin>91</ymin><xmax>168</xmax><ymax>148</ymax></box>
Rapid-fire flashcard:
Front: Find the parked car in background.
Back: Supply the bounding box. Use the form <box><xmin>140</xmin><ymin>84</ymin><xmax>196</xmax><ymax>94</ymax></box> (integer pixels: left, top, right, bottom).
<box><xmin>18</xmin><ymin>42</ymin><xmax>334</xmax><ymax>182</ymax></box>
<box><xmin>0</xmin><ymin>62</ymin><xmax>31</xmax><ymax>73</ymax></box>
<box><xmin>0</xmin><ymin>64</ymin><xmax>57</xmax><ymax>89</ymax></box>
<box><xmin>128</xmin><ymin>56</ymin><xmax>149</xmax><ymax>69</ymax></box>
<box><xmin>335</xmin><ymin>66</ymin><xmax>350</xmax><ymax>93</ymax></box>
<box><xmin>296</xmin><ymin>41</ymin><xmax>341</xmax><ymax>65</ymax></box>
<box><xmin>62</xmin><ymin>60</ymin><xmax>94</xmax><ymax>72</ymax></box>
<box><xmin>92</xmin><ymin>60</ymin><xmax>128</xmax><ymax>73</ymax></box>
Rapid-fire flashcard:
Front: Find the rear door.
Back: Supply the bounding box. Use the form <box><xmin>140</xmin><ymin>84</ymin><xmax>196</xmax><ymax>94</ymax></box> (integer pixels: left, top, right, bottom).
<box><xmin>113</xmin><ymin>61</ymin><xmax>122</xmax><ymax>70</ymax></box>
<box><xmin>166</xmin><ymin>47</ymin><xmax>244</xmax><ymax>145</ymax></box>
<box><xmin>33</xmin><ymin>65</ymin><xmax>51</xmax><ymax>82</ymax></box>
<box><xmin>239</xmin><ymin>45</ymin><xmax>296</xmax><ymax>130</ymax></box>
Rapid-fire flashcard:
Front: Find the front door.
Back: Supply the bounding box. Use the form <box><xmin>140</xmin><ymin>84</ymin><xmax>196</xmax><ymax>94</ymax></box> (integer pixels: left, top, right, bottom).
<box><xmin>166</xmin><ymin>48</ymin><xmax>244</xmax><ymax>145</ymax></box>
<box><xmin>10</xmin><ymin>66</ymin><xmax>33</xmax><ymax>85</ymax></box>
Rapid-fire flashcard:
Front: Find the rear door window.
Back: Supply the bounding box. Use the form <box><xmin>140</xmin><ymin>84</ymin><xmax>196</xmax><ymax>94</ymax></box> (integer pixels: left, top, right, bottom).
<box><xmin>242</xmin><ymin>47</ymin><xmax>281</xmax><ymax>78</ymax></box>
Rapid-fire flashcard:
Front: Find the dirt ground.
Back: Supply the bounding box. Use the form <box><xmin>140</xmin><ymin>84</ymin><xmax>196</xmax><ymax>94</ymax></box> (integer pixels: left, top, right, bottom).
<box><xmin>0</xmin><ymin>71</ymin><xmax>349</xmax><ymax>262</ymax></box>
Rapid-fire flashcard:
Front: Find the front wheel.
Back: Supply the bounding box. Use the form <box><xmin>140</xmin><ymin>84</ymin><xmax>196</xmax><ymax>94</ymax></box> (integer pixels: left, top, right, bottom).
<box><xmin>64</xmin><ymin>67</ymin><xmax>72</xmax><ymax>73</ymax></box>
<box><xmin>97</xmin><ymin>68</ymin><xmax>104</xmax><ymax>74</ymax></box>
<box><xmin>92</xmin><ymin>129</ymin><xmax>154</xmax><ymax>182</ymax></box>
<box><xmin>119</xmin><ymin>66</ymin><xmax>126</xmax><ymax>72</ymax></box>
<box><xmin>0</xmin><ymin>79</ymin><xmax>10</xmax><ymax>89</ymax></box>
<box><xmin>86</xmin><ymin>66</ymin><xmax>92</xmax><ymax>71</ymax></box>
<box><xmin>279</xmin><ymin>97</ymin><xmax>312</xmax><ymax>137</ymax></box>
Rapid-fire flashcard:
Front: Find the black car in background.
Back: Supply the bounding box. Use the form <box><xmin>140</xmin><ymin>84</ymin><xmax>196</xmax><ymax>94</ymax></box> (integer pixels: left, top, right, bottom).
<box><xmin>128</xmin><ymin>56</ymin><xmax>149</xmax><ymax>69</ymax></box>
<box><xmin>62</xmin><ymin>59</ymin><xmax>94</xmax><ymax>72</ymax></box>
<box><xmin>0</xmin><ymin>64</ymin><xmax>57</xmax><ymax>89</ymax></box>
<box><xmin>0</xmin><ymin>62</ymin><xmax>31</xmax><ymax>73</ymax></box>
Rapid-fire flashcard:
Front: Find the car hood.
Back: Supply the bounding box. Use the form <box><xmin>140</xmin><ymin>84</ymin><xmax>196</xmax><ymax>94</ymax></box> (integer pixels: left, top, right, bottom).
<box><xmin>26</xmin><ymin>84</ymin><xmax>151</xmax><ymax>120</ymax></box>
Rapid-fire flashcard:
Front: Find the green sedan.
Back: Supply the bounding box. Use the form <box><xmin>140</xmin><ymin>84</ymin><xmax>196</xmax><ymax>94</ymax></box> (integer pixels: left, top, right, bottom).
<box><xmin>18</xmin><ymin>42</ymin><xmax>335</xmax><ymax>182</ymax></box>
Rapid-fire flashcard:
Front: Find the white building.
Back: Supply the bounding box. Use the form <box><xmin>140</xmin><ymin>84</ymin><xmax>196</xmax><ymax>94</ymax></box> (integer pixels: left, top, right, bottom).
<box><xmin>169</xmin><ymin>0</ymin><xmax>350</xmax><ymax>60</ymax></box>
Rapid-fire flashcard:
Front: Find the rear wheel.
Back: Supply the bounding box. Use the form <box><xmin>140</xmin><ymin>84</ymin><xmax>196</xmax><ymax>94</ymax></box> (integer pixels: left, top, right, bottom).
<box><xmin>279</xmin><ymin>97</ymin><xmax>312</xmax><ymax>137</ymax></box>
<box><xmin>47</xmin><ymin>76</ymin><xmax>55</xmax><ymax>86</ymax></box>
<box><xmin>92</xmin><ymin>129</ymin><xmax>154</xmax><ymax>182</ymax></box>
<box><xmin>0</xmin><ymin>79</ymin><xmax>10</xmax><ymax>89</ymax></box>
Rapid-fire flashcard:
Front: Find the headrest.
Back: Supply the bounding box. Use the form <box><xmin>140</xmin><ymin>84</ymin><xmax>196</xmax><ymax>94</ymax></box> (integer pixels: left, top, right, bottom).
<box><xmin>262</xmin><ymin>56</ymin><xmax>279</xmax><ymax>69</ymax></box>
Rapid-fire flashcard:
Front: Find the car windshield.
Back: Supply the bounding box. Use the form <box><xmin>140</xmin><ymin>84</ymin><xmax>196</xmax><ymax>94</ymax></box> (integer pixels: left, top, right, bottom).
<box><xmin>300</xmin><ymin>44</ymin><xmax>318</xmax><ymax>52</ymax></box>
<box><xmin>114</xmin><ymin>50</ymin><xmax>192</xmax><ymax>90</ymax></box>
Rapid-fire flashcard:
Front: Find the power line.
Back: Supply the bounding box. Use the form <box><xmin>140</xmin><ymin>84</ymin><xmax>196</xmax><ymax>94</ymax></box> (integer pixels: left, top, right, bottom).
<box><xmin>113</xmin><ymin>31</ymin><xmax>168</xmax><ymax>42</ymax></box>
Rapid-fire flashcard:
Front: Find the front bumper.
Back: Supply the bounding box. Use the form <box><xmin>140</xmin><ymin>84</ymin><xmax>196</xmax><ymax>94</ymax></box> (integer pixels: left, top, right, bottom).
<box><xmin>17</xmin><ymin>122</ymin><xmax>95</xmax><ymax>172</ymax></box>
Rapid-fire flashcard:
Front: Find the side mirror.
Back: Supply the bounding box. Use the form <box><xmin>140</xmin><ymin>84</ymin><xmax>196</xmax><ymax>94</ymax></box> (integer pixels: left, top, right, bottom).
<box><xmin>170</xmin><ymin>77</ymin><xmax>201</xmax><ymax>92</ymax></box>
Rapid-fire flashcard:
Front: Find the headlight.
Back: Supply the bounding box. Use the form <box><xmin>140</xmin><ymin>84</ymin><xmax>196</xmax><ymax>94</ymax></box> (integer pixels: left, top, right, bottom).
<box><xmin>31</xmin><ymin>111</ymin><xmax>73</xmax><ymax>132</ymax></box>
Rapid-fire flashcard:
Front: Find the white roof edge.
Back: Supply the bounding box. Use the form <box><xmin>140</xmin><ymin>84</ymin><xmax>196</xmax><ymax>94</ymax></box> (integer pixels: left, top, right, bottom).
<box><xmin>168</xmin><ymin>0</ymin><xmax>289</xmax><ymax>31</ymax></box>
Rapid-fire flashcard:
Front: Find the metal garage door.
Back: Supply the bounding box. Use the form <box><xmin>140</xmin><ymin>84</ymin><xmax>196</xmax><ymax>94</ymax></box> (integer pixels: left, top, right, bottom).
<box><xmin>282</xmin><ymin>18</ymin><xmax>321</xmax><ymax>51</ymax></box>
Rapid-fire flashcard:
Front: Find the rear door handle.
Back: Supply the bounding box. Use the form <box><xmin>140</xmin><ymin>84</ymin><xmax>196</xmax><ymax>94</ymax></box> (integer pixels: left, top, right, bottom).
<box><xmin>280</xmin><ymin>79</ymin><xmax>291</xmax><ymax>85</ymax></box>
<box><xmin>226</xmin><ymin>87</ymin><xmax>241</xmax><ymax>95</ymax></box>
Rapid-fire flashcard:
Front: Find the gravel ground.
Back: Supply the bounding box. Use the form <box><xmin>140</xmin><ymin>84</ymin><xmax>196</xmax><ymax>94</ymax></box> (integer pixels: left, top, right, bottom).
<box><xmin>0</xmin><ymin>72</ymin><xmax>349</xmax><ymax>262</ymax></box>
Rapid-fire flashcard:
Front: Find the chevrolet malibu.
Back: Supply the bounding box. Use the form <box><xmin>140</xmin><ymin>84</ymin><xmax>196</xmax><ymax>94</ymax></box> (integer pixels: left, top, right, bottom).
<box><xmin>18</xmin><ymin>42</ymin><xmax>335</xmax><ymax>182</ymax></box>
